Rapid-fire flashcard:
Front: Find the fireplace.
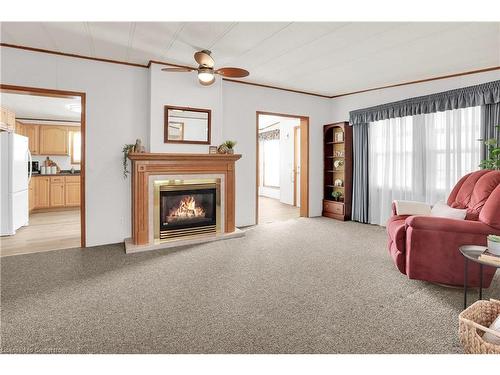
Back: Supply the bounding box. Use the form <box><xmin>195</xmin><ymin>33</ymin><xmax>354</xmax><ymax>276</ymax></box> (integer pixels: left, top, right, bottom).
<box><xmin>154</xmin><ymin>179</ymin><xmax>221</xmax><ymax>241</ymax></box>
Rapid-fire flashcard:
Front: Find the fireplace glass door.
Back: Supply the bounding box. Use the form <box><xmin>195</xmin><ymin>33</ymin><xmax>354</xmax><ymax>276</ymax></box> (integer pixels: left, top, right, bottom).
<box><xmin>154</xmin><ymin>179</ymin><xmax>220</xmax><ymax>241</ymax></box>
<box><xmin>160</xmin><ymin>188</ymin><xmax>216</xmax><ymax>231</ymax></box>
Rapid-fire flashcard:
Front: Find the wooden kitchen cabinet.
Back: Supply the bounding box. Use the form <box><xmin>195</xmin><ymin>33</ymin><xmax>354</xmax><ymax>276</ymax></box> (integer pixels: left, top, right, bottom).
<box><xmin>0</xmin><ymin>106</ymin><xmax>16</xmax><ymax>132</ymax></box>
<box><xmin>31</xmin><ymin>175</ymin><xmax>80</xmax><ymax>211</ymax></box>
<box><xmin>50</xmin><ymin>177</ymin><xmax>66</xmax><ymax>207</ymax></box>
<box><xmin>39</xmin><ymin>126</ymin><xmax>68</xmax><ymax>155</ymax></box>
<box><xmin>34</xmin><ymin>177</ymin><xmax>50</xmax><ymax>209</ymax></box>
<box><xmin>17</xmin><ymin>123</ymin><xmax>40</xmax><ymax>154</ymax></box>
<box><xmin>29</xmin><ymin>178</ymin><xmax>35</xmax><ymax>212</ymax></box>
<box><xmin>65</xmin><ymin>176</ymin><xmax>81</xmax><ymax>206</ymax></box>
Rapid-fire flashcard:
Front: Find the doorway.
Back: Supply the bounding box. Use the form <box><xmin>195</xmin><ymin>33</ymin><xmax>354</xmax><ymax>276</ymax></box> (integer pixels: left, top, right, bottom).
<box><xmin>256</xmin><ymin>111</ymin><xmax>309</xmax><ymax>224</ymax></box>
<box><xmin>0</xmin><ymin>84</ymin><xmax>86</xmax><ymax>256</ymax></box>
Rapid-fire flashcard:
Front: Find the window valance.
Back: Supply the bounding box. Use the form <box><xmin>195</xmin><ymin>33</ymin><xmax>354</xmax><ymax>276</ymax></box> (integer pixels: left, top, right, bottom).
<box><xmin>258</xmin><ymin>129</ymin><xmax>280</xmax><ymax>141</ymax></box>
<box><xmin>349</xmin><ymin>79</ymin><xmax>500</xmax><ymax>125</ymax></box>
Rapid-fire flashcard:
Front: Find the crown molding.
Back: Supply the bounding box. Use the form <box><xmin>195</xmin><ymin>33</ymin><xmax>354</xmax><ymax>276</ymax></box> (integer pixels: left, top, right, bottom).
<box><xmin>330</xmin><ymin>66</ymin><xmax>500</xmax><ymax>98</ymax></box>
<box><xmin>0</xmin><ymin>43</ymin><xmax>148</xmax><ymax>68</ymax></box>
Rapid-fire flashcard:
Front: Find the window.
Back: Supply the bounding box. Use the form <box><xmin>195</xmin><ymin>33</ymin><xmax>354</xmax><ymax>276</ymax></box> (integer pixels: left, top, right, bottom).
<box><xmin>70</xmin><ymin>130</ymin><xmax>81</xmax><ymax>165</ymax></box>
<box><xmin>368</xmin><ymin>106</ymin><xmax>481</xmax><ymax>225</ymax></box>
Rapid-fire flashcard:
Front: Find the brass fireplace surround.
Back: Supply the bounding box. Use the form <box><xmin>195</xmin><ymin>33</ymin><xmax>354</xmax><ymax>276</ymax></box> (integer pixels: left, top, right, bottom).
<box><xmin>153</xmin><ymin>179</ymin><xmax>221</xmax><ymax>242</ymax></box>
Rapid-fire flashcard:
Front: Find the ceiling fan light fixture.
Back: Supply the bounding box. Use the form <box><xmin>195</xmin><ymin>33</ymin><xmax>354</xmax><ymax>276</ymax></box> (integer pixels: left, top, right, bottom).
<box><xmin>198</xmin><ymin>68</ymin><xmax>214</xmax><ymax>84</ymax></box>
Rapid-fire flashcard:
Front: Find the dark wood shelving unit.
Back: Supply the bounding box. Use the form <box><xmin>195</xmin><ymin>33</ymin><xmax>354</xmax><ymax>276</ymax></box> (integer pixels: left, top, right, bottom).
<box><xmin>322</xmin><ymin>122</ymin><xmax>352</xmax><ymax>221</ymax></box>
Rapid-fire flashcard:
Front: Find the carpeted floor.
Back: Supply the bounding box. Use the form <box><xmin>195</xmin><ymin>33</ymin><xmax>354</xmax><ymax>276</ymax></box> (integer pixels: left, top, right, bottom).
<box><xmin>1</xmin><ymin>217</ymin><xmax>498</xmax><ymax>354</ymax></box>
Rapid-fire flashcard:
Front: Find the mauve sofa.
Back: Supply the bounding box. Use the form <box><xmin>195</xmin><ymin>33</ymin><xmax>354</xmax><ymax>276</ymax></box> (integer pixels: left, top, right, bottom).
<box><xmin>387</xmin><ymin>170</ymin><xmax>500</xmax><ymax>287</ymax></box>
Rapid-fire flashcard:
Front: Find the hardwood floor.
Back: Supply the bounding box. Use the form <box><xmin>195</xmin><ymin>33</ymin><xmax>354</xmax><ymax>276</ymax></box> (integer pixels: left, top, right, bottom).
<box><xmin>258</xmin><ymin>196</ymin><xmax>300</xmax><ymax>224</ymax></box>
<box><xmin>0</xmin><ymin>209</ymin><xmax>80</xmax><ymax>257</ymax></box>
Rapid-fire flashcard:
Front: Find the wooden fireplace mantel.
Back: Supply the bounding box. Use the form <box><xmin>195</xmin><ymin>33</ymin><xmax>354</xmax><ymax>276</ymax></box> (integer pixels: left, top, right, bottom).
<box><xmin>128</xmin><ymin>152</ymin><xmax>242</xmax><ymax>245</ymax></box>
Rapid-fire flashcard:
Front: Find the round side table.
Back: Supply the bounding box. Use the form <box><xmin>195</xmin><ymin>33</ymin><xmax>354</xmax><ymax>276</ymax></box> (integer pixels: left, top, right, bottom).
<box><xmin>459</xmin><ymin>245</ymin><xmax>500</xmax><ymax>309</ymax></box>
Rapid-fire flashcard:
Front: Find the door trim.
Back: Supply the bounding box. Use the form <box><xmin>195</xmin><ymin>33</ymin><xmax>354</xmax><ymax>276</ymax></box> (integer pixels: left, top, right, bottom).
<box><xmin>293</xmin><ymin>125</ymin><xmax>300</xmax><ymax>207</ymax></box>
<box><xmin>256</xmin><ymin>111</ymin><xmax>309</xmax><ymax>224</ymax></box>
<box><xmin>1</xmin><ymin>84</ymin><xmax>87</xmax><ymax>248</ymax></box>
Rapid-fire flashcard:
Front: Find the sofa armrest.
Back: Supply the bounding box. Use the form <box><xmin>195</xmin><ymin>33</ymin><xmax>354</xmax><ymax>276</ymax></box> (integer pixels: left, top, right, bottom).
<box><xmin>393</xmin><ymin>200</ymin><xmax>431</xmax><ymax>216</ymax></box>
<box><xmin>406</xmin><ymin>216</ymin><xmax>500</xmax><ymax>236</ymax></box>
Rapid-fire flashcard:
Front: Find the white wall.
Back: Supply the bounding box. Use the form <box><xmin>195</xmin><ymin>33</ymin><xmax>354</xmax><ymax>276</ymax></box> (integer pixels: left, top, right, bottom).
<box><xmin>330</xmin><ymin>70</ymin><xmax>500</xmax><ymax>122</ymax></box>
<box><xmin>222</xmin><ymin>81</ymin><xmax>331</xmax><ymax>226</ymax></box>
<box><xmin>1</xmin><ymin>47</ymin><xmax>149</xmax><ymax>247</ymax></box>
<box><xmin>149</xmin><ymin>63</ymin><xmax>223</xmax><ymax>153</ymax></box>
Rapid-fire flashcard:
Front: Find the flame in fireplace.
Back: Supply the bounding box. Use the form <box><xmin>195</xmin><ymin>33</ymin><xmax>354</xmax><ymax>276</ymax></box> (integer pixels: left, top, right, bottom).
<box><xmin>168</xmin><ymin>195</ymin><xmax>206</xmax><ymax>219</ymax></box>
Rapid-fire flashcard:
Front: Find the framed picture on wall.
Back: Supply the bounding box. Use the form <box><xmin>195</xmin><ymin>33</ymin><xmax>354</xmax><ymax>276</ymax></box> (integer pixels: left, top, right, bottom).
<box><xmin>167</xmin><ymin>122</ymin><xmax>184</xmax><ymax>141</ymax></box>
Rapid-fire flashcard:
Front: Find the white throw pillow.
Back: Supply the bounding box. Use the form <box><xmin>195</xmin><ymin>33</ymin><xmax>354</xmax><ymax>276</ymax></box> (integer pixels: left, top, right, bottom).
<box><xmin>430</xmin><ymin>201</ymin><xmax>467</xmax><ymax>220</ymax></box>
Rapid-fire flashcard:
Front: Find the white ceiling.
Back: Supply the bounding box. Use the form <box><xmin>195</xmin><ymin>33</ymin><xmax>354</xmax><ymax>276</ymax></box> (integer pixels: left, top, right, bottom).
<box><xmin>0</xmin><ymin>92</ymin><xmax>81</xmax><ymax>121</ymax></box>
<box><xmin>1</xmin><ymin>22</ymin><xmax>499</xmax><ymax>96</ymax></box>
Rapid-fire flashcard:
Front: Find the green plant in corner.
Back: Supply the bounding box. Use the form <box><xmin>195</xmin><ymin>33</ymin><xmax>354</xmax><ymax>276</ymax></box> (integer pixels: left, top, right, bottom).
<box><xmin>122</xmin><ymin>144</ymin><xmax>135</xmax><ymax>179</ymax></box>
<box><xmin>331</xmin><ymin>191</ymin><xmax>343</xmax><ymax>201</ymax></box>
<box><xmin>479</xmin><ymin>125</ymin><xmax>500</xmax><ymax>170</ymax></box>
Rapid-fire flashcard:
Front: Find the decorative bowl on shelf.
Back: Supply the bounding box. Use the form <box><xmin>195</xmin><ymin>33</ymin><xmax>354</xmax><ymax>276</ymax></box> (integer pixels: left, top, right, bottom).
<box><xmin>333</xmin><ymin>160</ymin><xmax>344</xmax><ymax>169</ymax></box>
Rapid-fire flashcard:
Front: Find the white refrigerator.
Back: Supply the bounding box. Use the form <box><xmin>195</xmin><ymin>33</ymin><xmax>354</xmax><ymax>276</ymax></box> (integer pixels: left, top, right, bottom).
<box><xmin>0</xmin><ymin>132</ymin><xmax>32</xmax><ymax>236</ymax></box>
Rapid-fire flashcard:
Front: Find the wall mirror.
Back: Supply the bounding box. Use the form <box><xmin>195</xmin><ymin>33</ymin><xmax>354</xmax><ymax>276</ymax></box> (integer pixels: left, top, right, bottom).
<box><xmin>164</xmin><ymin>105</ymin><xmax>211</xmax><ymax>144</ymax></box>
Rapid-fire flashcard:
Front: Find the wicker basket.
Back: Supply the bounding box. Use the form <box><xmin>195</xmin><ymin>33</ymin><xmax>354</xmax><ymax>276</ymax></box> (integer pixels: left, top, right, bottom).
<box><xmin>459</xmin><ymin>299</ymin><xmax>500</xmax><ymax>354</ymax></box>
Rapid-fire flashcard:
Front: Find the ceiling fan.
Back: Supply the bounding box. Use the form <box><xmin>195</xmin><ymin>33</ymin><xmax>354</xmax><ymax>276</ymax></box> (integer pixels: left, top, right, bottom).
<box><xmin>161</xmin><ymin>50</ymin><xmax>249</xmax><ymax>86</ymax></box>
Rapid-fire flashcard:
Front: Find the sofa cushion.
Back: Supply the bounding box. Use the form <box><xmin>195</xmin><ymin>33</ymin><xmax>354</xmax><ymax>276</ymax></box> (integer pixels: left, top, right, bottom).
<box><xmin>468</xmin><ymin>171</ymin><xmax>500</xmax><ymax>220</ymax></box>
<box><xmin>449</xmin><ymin>170</ymin><xmax>490</xmax><ymax>210</ymax></box>
<box><xmin>479</xmin><ymin>184</ymin><xmax>500</xmax><ymax>229</ymax></box>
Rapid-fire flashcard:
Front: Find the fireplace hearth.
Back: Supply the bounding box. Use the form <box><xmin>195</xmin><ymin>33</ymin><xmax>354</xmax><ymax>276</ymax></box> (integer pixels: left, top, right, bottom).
<box><xmin>154</xmin><ymin>179</ymin><xmax>221</xmax><ymax>241</ymax></box>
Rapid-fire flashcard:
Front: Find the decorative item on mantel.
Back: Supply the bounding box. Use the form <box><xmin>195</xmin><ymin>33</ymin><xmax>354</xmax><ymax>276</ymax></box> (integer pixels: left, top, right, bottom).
<box><xmin>122</xmin><ymin>139</ymin><xmax>146</xmax><ymax>179</ymax></box>
<box><xmin>218</xmin><ymin>140</ymin><xmax>237</xmax><ymax>154</ymax></box>
<box><xmin>209</xmin><ymin>146</ymin><xmax>218</xmax><ymax>154</ymax></box>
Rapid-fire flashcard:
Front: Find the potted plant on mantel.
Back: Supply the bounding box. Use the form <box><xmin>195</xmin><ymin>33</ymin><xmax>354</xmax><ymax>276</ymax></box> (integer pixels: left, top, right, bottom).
<box><xmin>479</xmin><ymin>125</ymin><xmax>500</xmax><ymax>170</ymax></box>
<box><xmin>218</xmin><ymin>140</ymin><xmax>237</xmax><ymax>154</ymax></box>
<box><xmin>122</xmin><ymin>139</ymin><xmax>146</xmax><ymax>179</ymax></box>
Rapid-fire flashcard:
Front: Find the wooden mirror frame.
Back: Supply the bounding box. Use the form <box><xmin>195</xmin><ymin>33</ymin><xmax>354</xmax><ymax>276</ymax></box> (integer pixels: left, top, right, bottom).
<box><xmin>164</xmin><ymin>105</ymin><xmax>211</xmax><ymax>145</ymax></box>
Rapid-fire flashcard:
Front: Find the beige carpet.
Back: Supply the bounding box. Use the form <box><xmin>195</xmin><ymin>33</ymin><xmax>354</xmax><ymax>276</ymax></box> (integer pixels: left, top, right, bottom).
<box><xmin>1</xmin><ymin>217</ymin><xmax>498</xmax><ymax>353</ymax></box>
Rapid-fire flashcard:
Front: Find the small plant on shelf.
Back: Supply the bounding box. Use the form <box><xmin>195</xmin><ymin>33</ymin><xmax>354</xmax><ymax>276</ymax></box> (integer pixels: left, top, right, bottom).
<box><xmin>331</xmin><ymin>191</ymin><xmax>343</xmax><ymax>202</ymax></box>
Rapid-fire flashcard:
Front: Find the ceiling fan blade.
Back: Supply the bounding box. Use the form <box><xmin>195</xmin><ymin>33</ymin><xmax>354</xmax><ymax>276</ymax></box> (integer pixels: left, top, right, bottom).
<box><xmin>215</xmin><ymin>67</ymin><xmax>249</xmax><ymax>78</ymax></box>
<box><xmin>194</xmin><ymin>50</ymin><xmax>215</xmax><ymax>68</ymax></box>
<box><xmin>161</xmin><ymin>67</ymin><xmax>194</xmax><ymax>72</ymax></box>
